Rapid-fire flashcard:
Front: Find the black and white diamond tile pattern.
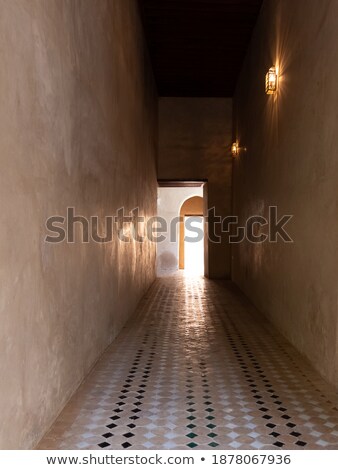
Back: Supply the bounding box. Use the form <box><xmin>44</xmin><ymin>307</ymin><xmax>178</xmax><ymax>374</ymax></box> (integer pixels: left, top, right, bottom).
<box><xmin>38</xmin><ymin>274</ymin><xmax>338</xmax><ymax>450</ymax></box>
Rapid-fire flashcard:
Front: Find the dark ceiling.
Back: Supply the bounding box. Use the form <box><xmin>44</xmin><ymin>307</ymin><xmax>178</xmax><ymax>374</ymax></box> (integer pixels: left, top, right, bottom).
<box><xmin>139</xmin><ymin>0</ymin><xmax>263</xmax><ymax>97</ymax></box>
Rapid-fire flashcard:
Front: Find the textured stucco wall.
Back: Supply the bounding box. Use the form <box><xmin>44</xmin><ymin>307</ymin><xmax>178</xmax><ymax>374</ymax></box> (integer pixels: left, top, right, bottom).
<box><xmin>158</xmin><ymin>98</ymin><xmax>232</xmax><ymax>279</ymax></box>
<box><xmin>156</xmin><ymin>187</ymin><xmax>203</xmax><ymax>275</ymax></box>
<box><xmin>0</xmin><ymin>0</ymin><xmax>157</xmax><ymax>449</ymax></box>
<box><xmin>232</xmin><ymin>0</ymin><xmax>338</xmax><ymax>387</ymax></box>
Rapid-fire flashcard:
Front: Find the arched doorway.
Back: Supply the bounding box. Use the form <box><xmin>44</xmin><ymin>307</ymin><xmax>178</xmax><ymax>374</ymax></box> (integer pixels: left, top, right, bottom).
<box><xmin>179</xmin><ymin>196</ymin><xmax>204</xmax><ymax>271</ymax></box>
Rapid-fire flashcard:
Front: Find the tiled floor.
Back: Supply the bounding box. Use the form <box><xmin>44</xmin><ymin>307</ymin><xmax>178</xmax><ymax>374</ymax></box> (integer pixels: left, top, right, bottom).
<box><xmin>37</xmin><ymin>274</ymin><xmax>338</xmax><ymax>450</ymax></box>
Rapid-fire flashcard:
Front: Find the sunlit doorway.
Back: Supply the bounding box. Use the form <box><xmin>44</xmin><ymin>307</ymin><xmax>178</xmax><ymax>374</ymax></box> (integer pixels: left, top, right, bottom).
<box><xmin>156</xmin><ymin>182</ymin><xmax>206</xmax><ymax>277</ymax></box>
<box><xmin>179</xmin><ymin>195</ymin><xmax>204</xmax><ymax>275</ymax></box>
<box><xmin>184</xmin><ymin>216</ymin><xmax>204</xmax><ymax>274</ymax></box>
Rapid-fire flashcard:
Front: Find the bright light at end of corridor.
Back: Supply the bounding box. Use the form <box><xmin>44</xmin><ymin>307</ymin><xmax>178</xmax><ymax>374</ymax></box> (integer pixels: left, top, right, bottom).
<box><xmin>184</xmin><ymin>216</ymin><xmax>204</xmax><ymax>275</ymax></box>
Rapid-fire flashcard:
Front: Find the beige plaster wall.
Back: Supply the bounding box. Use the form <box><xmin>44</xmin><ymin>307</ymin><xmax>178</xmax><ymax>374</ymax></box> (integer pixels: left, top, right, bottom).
<box><xmin>158</xmin><ymin>98</ymin><xmax>233</xmax><ymax>279</ymax></box>
<box><xmin>232</xmin><ymin>0</ymin><xmax>338</xmax><ymax>387</ymax></box>
<box><xmin>0</xmin><ymin>0</ymin><xmax>157</xmax><ymax>448</ymax></box>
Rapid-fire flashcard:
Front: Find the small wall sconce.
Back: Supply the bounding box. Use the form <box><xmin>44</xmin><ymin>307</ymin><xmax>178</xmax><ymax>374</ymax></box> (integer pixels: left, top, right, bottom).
<box><xmin>231</xmin><ymin>142</ymin><xmax>239</xmax><ymax>157</ymax></box>
<box><xmin>231</xmin><ymin>142</ymin><xmax>247</xmax><ymax>157</ymax></box>
<box><xmin>265</xmin><ymin>66</ymin><xmax>278</xmax><ymax>94</ymax></box>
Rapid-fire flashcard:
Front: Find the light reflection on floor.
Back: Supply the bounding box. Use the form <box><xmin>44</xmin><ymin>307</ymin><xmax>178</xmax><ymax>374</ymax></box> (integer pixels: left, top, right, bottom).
<box><xmin>37</xmin><ymin>274</ymin><xmax>338</xmax><ymax>450</ymax></box>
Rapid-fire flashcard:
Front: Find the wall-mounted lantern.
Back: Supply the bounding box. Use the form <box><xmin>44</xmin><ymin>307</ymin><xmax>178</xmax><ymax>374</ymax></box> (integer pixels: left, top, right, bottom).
<box><xmin>265</xmin><ymin>66</ymin><xmax>278</xmax><ymax>94</ymax></box>
<box><xmin>231</xmin><ymin>142</ymin><xmax>239</xmax><ymax>157</ymax></box>
<box><xmin>231</xmin><ymin>142</ymin><xmax>246</xmax><ymax>157</ymax></box>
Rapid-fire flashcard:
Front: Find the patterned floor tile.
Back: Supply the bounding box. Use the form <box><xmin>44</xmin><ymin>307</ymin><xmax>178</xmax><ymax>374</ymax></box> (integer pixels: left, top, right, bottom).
<box><xmin>37</xmin><ymin>273</ymin><xmax>338</xmax><ymax>450</ymax></box>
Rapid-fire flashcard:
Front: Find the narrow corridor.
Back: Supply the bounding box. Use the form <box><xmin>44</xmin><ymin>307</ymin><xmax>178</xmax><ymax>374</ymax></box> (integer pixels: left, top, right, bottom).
<box><xmin>37</xmin><ymin>274</ymin><xmax>338</xmax><ymax>450</ymax></box>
